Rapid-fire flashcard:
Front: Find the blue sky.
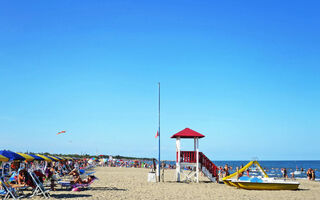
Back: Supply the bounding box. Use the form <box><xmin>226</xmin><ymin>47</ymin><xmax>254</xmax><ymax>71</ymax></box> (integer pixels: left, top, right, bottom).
<box><xmin>0</xmin><ymin>0</ymin><xmax>319</xmax><ymax>160</ymax></box>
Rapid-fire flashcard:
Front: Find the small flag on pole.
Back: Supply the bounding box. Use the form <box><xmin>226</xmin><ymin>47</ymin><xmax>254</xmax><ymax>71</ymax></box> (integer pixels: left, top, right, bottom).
<box><xmin>155</xmin><ymin>130</ymin><xmax>159</xmax><ymax>138</ymax></box>
<box><xmin>57</xmin><ymin>130</ymin><xmax>66</xmax><ymax>135</ymax></box>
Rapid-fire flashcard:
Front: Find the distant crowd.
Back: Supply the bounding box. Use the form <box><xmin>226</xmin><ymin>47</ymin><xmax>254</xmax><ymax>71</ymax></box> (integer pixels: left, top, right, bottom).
<box><xmin>97</xmin><ymin>159</ymin><xmax>317</xmax><ymax>181</ymax></box>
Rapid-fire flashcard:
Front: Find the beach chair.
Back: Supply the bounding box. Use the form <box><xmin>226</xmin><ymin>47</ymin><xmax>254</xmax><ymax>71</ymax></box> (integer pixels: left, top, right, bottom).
<box><xmin>0</xmin><ymin>177</ymin><xmax>20</xmax><ymax>200</ymax></box>
<box><xmin>28</xmin><ymin>171</ymin><xmax>50</xmax><ymax>199</ymax></box>
<box><xmin>58</xmin><ymin>176</ymin><xmax>97</xmax><ymax>191</ymax></box>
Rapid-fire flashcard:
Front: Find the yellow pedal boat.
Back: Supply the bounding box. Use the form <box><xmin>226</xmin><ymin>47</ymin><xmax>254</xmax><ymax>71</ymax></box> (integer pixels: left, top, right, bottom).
<box><xmin>231</xmin><ymin>178</ymin><xmax>300</xmax><ymax>190</ymax></box>
<box><xmin>222</xmin><ymin>160</ymin><xmax>300</xmax><ymax>190</ymax></box>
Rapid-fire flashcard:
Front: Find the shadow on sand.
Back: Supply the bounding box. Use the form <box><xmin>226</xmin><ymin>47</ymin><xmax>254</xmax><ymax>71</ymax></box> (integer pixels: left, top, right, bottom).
<box><xmin>297</xmin><ymin>188</ymin><xmax>310</xmax><ymax>191</ymax></box>
<box><xmin>91</xmin><ymin>186</ymin><xmax>128</xmax><ymax>191</ymax></box>
<box><xmin>50</xmin><ymin>194</ymin><xmax>92</xmax><ymax>199</ymax></box>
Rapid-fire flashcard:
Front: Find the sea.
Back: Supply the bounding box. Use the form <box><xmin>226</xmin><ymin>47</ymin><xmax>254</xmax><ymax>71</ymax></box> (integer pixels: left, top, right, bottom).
<box><xmin>161</xmin><ymin>160</ymin><xmax>320</xmax><ymax>181</ymax></box>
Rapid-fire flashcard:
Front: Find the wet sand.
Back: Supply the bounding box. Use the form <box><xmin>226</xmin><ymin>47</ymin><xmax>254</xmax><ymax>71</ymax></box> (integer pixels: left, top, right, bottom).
<box><xmin>36</xmin><ymin>167</ymin><xmax>320</xmax><ymax>199</ymax></box>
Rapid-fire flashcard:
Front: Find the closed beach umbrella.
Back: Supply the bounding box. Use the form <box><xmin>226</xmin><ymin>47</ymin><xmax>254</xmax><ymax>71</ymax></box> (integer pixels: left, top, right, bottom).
<box><xmin>0</xmin><ymin>150</ymin><xmax>25</xmax><ymax>161</ymax></box>
<box><xmin>0</xmin><ymin>155</ymin><xmax>9</xmax><ymax>162</ymax></box>
<box><xmin>36</xmin><ymin>154</ymin><xmax>53</xmax><ymax>162</ymax></box>
<box><xmin>16</xmin><ymin>153</ymin><xmax>35</xmax><ymax>161</ymax></box>
<box><xmin>28</xmin><ymin>154</ymin><xmax>44</xmax><ymax>161</ymax></box>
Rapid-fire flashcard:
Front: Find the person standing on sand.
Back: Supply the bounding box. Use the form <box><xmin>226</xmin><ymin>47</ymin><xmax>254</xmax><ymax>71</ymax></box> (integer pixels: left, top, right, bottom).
<box><xmin>224</xmin><ymin>164</ymin><xmax>230</xmax><ymax>177</ymax></box>
<box><xmin>311</xmin><ymin>169</ymin><xmax>315</xmax><ymax>181</ymax></box>
<box><xmin>307</xmin><ymin>168</ymin><xmax>312</xmax><ymax>180</ymax></box>
<box><xmin>283</xmin><ymin>168</ymin><xmax>288</xmax><ymax>178</ymax></box>
<box><xmin>291</xmin><ymin>171</ymin><xmax>295</xmax><ymax>179</ymax></box>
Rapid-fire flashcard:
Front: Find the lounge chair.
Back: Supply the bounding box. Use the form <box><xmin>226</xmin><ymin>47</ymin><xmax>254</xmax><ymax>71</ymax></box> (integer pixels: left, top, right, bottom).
<box><xmin>28</xmin><ymin>171</ymin><xmax>50</xmax><ymax>198</ymax></box>
<box><xmin>57</xmin><ymin>175</ymin><xmax>97</xmax><ymax>191</ymax></box>
<box><xmin>0</xmin><ymin>177</ymin><xmax>23</xmax><ymax>200</ymax></box>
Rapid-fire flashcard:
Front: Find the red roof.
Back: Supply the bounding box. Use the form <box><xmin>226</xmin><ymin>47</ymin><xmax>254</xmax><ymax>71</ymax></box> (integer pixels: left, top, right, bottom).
<box><xmin>171</xmin><ymin>128</ymin><xmax>205</xmax><ymax>139</ymax></box>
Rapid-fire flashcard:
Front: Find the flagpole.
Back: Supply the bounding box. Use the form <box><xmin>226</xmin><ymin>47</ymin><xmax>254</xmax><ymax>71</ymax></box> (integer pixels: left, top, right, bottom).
<box><xmin>158</xmin><ymin>82</ymin><xmax>161</xmax><ymax>182</ymax></box>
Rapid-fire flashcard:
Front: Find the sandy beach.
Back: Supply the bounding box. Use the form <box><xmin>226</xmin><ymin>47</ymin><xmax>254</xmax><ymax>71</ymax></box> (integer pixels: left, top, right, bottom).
<box><xmin>32</xmin><ymin>167</ymin><xmax>320</xmax><ymax>200</ymax></box>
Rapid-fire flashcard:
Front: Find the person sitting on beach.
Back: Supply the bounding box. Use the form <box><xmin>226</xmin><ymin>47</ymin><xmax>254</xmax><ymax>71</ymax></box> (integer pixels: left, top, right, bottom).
<box><xmin>81</xmin><ymin>175</ymin><xmax>97</xmax><ymax>184</ymax></box>
<box><xmin>17</xmin><ymin>169</ymin><xmax>27</xmax><ymax>185</ymax></box>
<box><xmin>69</xmin><ymin>169</ymin><xmax>82</xmax><ymax>184</ymax></box>
<box><xmin>9</xmin><ymin>169</ymin><xmax>26</xmax><ymax>187</ymax></box>
<box><xmin>14</xmin><ymin>168</ymin><xmax>35</xmax><ymax>188</ymax></box>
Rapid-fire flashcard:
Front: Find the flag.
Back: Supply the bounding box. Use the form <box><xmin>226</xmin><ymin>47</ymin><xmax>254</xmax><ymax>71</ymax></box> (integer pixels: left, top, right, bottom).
<box><xmin>155</xmin><ymin>130</ymin><xmax>159</xmax><ymax>138</ymax></box>
<box><xmin>57</xmin><ymin>130</ymin><xmax>66</xmax><ymax>135</ymax></box>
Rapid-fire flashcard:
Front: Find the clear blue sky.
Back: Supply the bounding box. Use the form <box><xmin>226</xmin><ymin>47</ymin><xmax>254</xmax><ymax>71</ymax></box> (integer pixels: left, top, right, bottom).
<box><xmin>0</xmin><ymin>0</ymin><xmax>319</xmax><ymax>160</ymax></box>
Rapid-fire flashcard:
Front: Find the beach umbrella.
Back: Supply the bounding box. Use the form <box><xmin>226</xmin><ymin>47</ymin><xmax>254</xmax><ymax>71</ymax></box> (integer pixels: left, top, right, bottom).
<box><xmin>59</xmin><ymin>156</ymin><xmax>68</xmax><ymax>160</ymax></box>
<box><xmin>46</xmin><ymin>155</ymin><xmax>60</xmax><ymax>161</ymax></box>
<box><xmin>46</xmin><ymin>155</ymin><xmax>62</xmax><ymax>161</ymax></box>
<box><xmin>49</xmin><ymin>155</ymin><xmax>62</xmax><ymax>161</ymax></box>
<box><xmin>16</xmin><ymin>153</ymin><xmax>35</xmax><ymax>161</ymax></box>
<box><xmin>28</xmin><ymin>154</ymin><xmax>44</xmax><ymax>161</ymax></box>
<box><xmin>36</xmin><ymin>154</ymin><xmax>53</xmax><ymax>162</ymax></box>
<box><xmin>64</xmin><ymin>157</ymin><xmax>74</xmax><ymax>161</ymax></box>
<box><xmin>55</xmin><ymin>156</ymin><xmax>65</xmax><ymax>161</ymax></box>
<box><xmin>0</xmin><ymin>155</ymin><xmax>9</xmax><ymax>162</ymax></box>
<box><xmin>0</xmin><ymin>150</ymin><xmax>25</xmax><ymax>161</ymax></box>
<box><xmin>42</xmin><ymin>155</ymin><xmax>57</xmax><ymax>161</ymax></box>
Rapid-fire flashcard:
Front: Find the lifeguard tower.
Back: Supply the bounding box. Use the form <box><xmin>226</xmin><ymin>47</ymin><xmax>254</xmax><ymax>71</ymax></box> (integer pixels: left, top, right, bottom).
<box><xmin>171</xmin><ymin>128</ymin><xmax>218</xmax><ymax>183</ymax></box>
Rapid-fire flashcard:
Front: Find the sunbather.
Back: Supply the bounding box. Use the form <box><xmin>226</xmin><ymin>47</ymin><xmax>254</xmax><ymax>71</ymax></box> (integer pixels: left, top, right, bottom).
<box><xmin>68</xmin><ymin>169</ymin><xmax>83</xmax><ymax>184</ymax></box>
<box><xmin>81</xmin><ymin>175</ymin><xmax>97</xmax><ymax>184</ymax></box>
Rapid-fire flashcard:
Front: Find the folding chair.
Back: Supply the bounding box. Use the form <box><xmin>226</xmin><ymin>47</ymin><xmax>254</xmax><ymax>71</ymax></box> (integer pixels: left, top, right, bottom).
<box><xmin>0</xmin><ymin>177</ymin><xmax>19</xmax><ymax>200</ymax></box>
<box><xmin>58</xmin><ymin>176</ymin><xmax>97</xmax><ymax>191</ymax></box>
<box><xmin>28</xmin><ymin>171</ymin><xmax>50</xmax><ymax>198</ymax></box>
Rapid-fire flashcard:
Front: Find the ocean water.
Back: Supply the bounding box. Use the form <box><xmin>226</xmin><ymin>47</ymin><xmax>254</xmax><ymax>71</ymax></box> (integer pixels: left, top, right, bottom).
<box><xmin>161</xmin><ymin>160</ymin><xmax>320</xmax><ymax>180</ymax></box>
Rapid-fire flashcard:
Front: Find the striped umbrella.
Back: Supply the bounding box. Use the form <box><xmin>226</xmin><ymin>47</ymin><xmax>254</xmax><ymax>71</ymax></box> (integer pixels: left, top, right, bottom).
<box><xmin>45</xmin><ymin>155</ymin><xmax>59</xmax><ymax>161</ymax></box>
<box><xmin>16</xmin><ymin>153</ymin><xmax>35</xmax><ymax>161</ymax></box>
<box><xmin>54</xmin><ymin>155</ymin><xmax>65</xmax><ymax>161</ymax></box>
<box><xmin>36</xmin><ymin>154</ymin><xmax>53</xmax><ymax>162</ymax></box>
<box><xmin>59</xmin><ymin>156</ymin><xmax>69</xmax><ymax>161</ymax></box>
<box><xmin>28</xmin><ymin>154</ymin><xmax>44</xmax><ymax>161</ymax></box>
<box><xmin>0</xmin><ymin>150</ymin><xmax>25</xmax><ymax>161</ymax></box>
<box><xmin>0</xmin><ymin>155</ymin><xmax>9</xmax><ymax>162</ymax></box>
<box><xmin>54</xmin><ymin>156</ymin><xmax>66</xmax><ymax>161</ymax></box>
<box><xmin>64</xmin><ymin>157</ymin><xmax>74</xmax><ymax>161</ymax></box>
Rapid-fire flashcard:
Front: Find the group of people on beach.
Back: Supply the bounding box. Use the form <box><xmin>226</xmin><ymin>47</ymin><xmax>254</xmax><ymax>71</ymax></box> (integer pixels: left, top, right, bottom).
<box><xmin>216</xmin><ymin>164</ymin><xmax>317</xmax><ymax>181</ymax></box>
<box><xmin>306</xmin><ymin>168</ymin><xmax>316</xmax><ymax>181</ymax></box>
<box><xmin>1</xmin><ymin>158</ymin><xmax>95</xmax><ymax>191</ymax></box>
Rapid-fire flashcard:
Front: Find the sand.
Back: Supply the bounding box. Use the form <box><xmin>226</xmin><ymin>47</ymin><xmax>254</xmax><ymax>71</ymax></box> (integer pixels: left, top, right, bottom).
<box><xmin>33</xmin><ymin>167</ymin><xmax>320</xmax><ymax>200</ymax></box>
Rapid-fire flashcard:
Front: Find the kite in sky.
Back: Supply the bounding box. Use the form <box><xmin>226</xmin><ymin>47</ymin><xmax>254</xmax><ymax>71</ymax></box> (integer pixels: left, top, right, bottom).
<box><xmin>57</xmin><ymin>130</ymin><xmax>66</xmax><ymax>135</ymax></box>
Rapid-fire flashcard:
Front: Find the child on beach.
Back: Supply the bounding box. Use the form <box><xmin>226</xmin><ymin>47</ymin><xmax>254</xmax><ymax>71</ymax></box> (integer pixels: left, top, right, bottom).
<box><xmin>311</xmin><ymin>169</ymin><xmax>316</xmax><ymax>181</ymax></box>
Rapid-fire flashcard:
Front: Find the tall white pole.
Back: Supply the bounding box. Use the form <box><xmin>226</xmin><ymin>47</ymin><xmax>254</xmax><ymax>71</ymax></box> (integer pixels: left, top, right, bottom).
<box><xmin>196</xmin><ymin>137</ymin><xmax>199</xmax><ymax>183</ymax></box>
<box><xmin>158</xmin><ymin>82</ymin><xmax>161</xmax><ymax>182</ymax></box>
<box><xmin>176</xmin><ymin>137</ymin><xmax>181</xmax><ymax>182</ymax></box>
